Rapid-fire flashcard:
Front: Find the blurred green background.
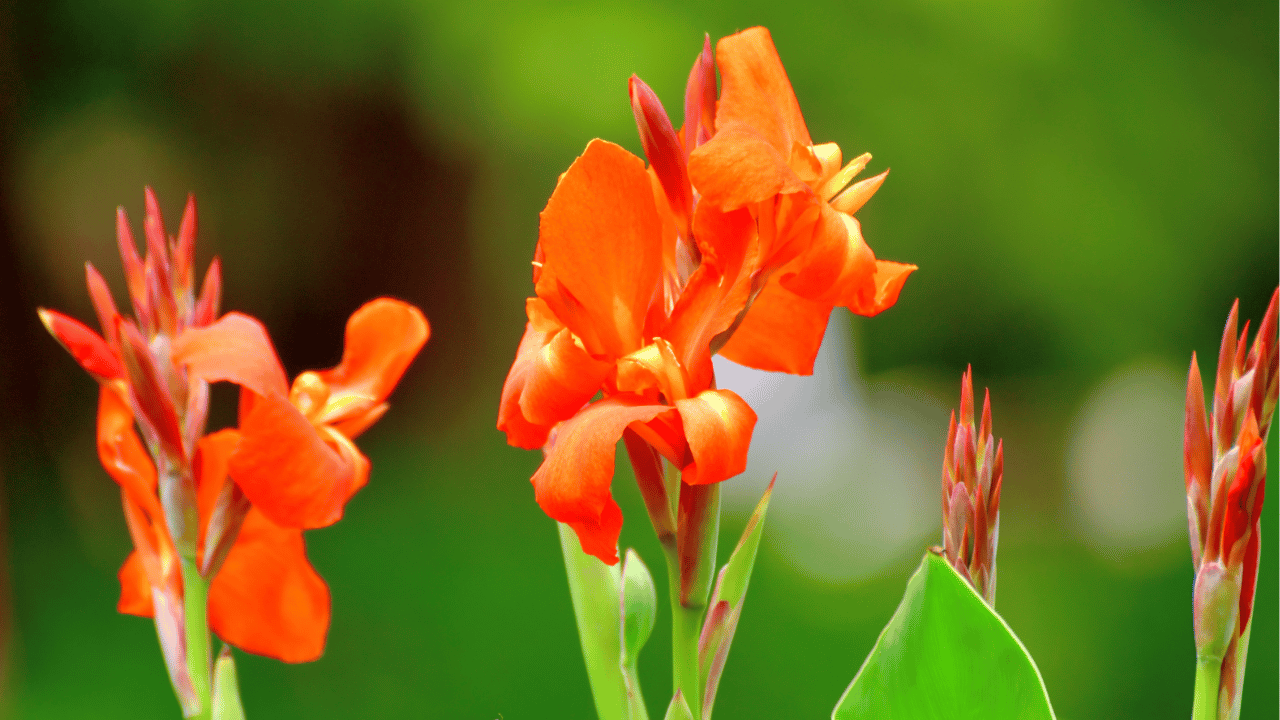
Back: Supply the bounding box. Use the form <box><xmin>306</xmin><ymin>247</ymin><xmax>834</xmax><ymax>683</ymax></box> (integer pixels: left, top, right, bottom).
<box><xmin>0</xmin><ymin>0</ymin><xmax>1275</xmax><ymax>718</ymax></box>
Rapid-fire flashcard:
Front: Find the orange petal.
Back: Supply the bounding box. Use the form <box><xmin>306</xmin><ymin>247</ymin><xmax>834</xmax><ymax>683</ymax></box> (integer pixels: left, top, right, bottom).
<box><xmin>674</xmin><ymin>389</ymin><xmax>756</xmax><ymax>485</ymax></box>
<box><xmin>664</xmin><ymin>205</ymin><xmax>756</xmax><ymax>383</ymax></box>
<box><xmin>778</xmin><ymin>204</ymin><xmax>868</xmax><ymax>302</ymax></box>
<box><xmin>713</xmin><ymin>27</ymin><xmax>812</xmax><ymax>155</ymax></box>
<box><xmin>843</xmin><ymin>260</ymin><xmax>916</xmax><ymax>317</ymax></box>
<box><xmin>519</xmin><ymin>327</ymin><xmax>612</xmax><ymax>427</ymax></box>
<box><xmin>315</xmin><ymin>298</ymin><xmax>429</xmax><ymax>412</ymax></box>
<box><xmin>208</xmin><ymin>509</ymin><xmax>330</xmax><ymax>663</ymax></box>
<box><xmin>718</xmin><ymin>278</ymin><xmax>833</xmax><ymax>375</ymax></box>
<box><xmin>688</xmin><ymin>126</ymin><xmax>808</xmax><ymax>211</ymax></box>
<box><xmin>172</xmin><ymin>312</ymin><xmax>288</xmax><ymax>398</ymax></box>
<box><xmin>96</xmin><ymin>384</ymin><xmax>160</xmax><ymax>514</ymax></box>
<box><xmin>39</xmin><ymin>308</ymin><xmax>123</xmax><ymax>381</ymax></box>
<box><xmin>536</xmin><ymin>139</ymin><xmax>663</xmax><ymax>358</ymax></box>
<box><xmin>498</xmin><ymin>323</ymin><xmax>556</xmax><ymax>449</ymax></box>
<box><xmin>532</xmin><ymin>396</ymin><xmax>676</xmax><ymax>564</ymax></box>
<box><xmin>117</xmin><ymin>550</ymin><xmax>153</xmax><ymax>616</ymax></box>
<box><xmin>229</xmin><ymin>392</ymin><xmax>359</xmax><ymax>529</ymax></box>
<box><xmin>196</xmin><ymin>429</ymin><xmax>242</xmax><ymax>549</ymax></box>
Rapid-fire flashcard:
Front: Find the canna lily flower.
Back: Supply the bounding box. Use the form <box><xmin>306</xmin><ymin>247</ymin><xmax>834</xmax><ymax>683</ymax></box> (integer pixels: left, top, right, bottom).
<box><xmin>500</xmin><ymin>29</ymin><xmax>916</xmax><ymax>567</ymax></box>
<box><xmin>499</xmin><ymin>138</ymin><xmax>757</xmax><ymax>564</ymax></box>
<box><xmin>931</xmin><ymin>366</ymin><xmax>1003</xmax><ymax>606</ymax></box>
<box><xmin>173</xmin><ymin>298</ymin><xmax>429</xmax><ymax>531</ymax></box>
<box><xmin>1184</xmin><ymin>289</ymin><xmax>1277</xmax><ymax>718</ymax></box>
<box><xmin>688</xmin><ymin>27</ymin><xmax>916</xmax><ymax>375</ymax></box>
<box><xmin>41</xmin><ymin>188</ymin><xmax>428</xmax><ymax>694</ymax></box>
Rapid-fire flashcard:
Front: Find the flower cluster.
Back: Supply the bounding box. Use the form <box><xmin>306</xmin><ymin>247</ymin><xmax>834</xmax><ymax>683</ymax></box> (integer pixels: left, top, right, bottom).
<box><xmin>933</xmin><ymin>366</ymin><xmax>1003</xmax><ymax>606</ymax></box>
<box><xmin>41</xmin><ymin>190</ymin><xmax>428</xmax><ymax>705</ymax></box>
<box><xmin>498</xmin><ymin>28</ymin><xmax>914</xmax><ymax>563</ymax></box>
<box><xmin>1184</xmin><ymin>290</ymin><xmax>1277</xmax><ymax>717</ymax></box>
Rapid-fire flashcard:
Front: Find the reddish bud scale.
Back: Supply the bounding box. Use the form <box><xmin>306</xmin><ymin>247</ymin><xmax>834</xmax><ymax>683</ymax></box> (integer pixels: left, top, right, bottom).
<box><xmin>933</xmin><ymin>366</ymin><xmax>1002</xmax><ymax>606</ymax></box>
<box><xmin>1184</xmin><ymin>288</ymin><xmax>1278</xmax><ymax>717</ymax></box>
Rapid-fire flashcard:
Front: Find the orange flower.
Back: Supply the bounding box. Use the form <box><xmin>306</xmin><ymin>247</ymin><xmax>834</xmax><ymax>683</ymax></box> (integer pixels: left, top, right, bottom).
<box><xmin>500</xmin><ymin>139</ymin><xmax>756</xmax><ymax>563</ymax></box>
<box><xmin>500</xmin><ymin>31</ymin><xmax>914</xmax><ymax>564</ymax></box>
<box><xmin>41</xmin><ymin>189</ymin><xmax>428</xmax><ymax>670</ymax></box>
<box><xmin>173</xmin><ymin>298</ymin><xmax>428</xmax><ymax>530</ymax></box>
<box><xmin>689</xmin><ymin>27</ymin><xmax>916</xmax><ymax>374</ymax></box>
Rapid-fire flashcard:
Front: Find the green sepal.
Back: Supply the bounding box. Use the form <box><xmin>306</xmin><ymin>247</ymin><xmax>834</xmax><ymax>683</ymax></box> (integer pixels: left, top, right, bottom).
<box><xmin>663</xmin><ymin>691</ymin><xmax>694</xmax><ymax>720</ymax></box>
<box><xmin>211</xmin><ymin>646</ymin><xmax>246</xmax><ymax>720</ymax></box>
<box><xmin>698</xmin><ymin>475</ymin><xmax>774</xmax><ymax>720</ymax></box>
<box><xmin>832</xmin><ymin>553</ymin><xmax>1056</xmax><ymax>720</ymax></box>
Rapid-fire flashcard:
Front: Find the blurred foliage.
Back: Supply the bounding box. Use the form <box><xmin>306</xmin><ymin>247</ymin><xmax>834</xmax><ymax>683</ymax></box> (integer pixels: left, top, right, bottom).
<box><xmin>0</xmin><ymin>0</ymin><xmax>1274</xmax><ymax>718</ymax></box>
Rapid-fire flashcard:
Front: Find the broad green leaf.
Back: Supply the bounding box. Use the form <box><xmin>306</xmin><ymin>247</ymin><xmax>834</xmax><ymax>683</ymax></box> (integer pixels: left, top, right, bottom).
<box><xmin>699</xmin><ymin>476</ymin><xmax>774</xmax><ymax>720</ymax></box>
<box><xmin>832</xmin><ymin>553</ymin><xmax>1056</xmax><ymax>720</ymax></box>
<box><xmin>211</xmin><ymin>647</ymin><xmax>246</xmax><ymax>720</ymax></box>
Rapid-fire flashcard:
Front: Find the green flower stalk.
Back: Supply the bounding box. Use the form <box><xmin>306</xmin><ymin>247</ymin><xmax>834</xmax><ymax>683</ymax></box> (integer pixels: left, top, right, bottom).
<box><xmin>1184</xmin><ymin>289</ymin><xmax>1277</xmax><ymax>720</ymax></box>
<box><xmin>932</xmin><ymin>366</ymin><xmax>1003</xmax><ymax>606</ymax></box>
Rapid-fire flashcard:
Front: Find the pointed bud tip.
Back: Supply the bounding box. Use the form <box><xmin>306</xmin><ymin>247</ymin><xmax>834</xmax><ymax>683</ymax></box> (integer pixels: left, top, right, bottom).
<box><xmin>36</xmin><ymin>307</ymin><xmax>55</xmax><ymax>334</ymax></box>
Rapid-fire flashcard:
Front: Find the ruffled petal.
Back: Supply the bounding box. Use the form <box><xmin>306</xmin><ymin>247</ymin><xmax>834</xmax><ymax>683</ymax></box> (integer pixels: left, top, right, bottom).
<box><xmin>316</xmin><ymin>298</ymin><xmax>429</xmax><ymax>409</ymax></box>
<box><xmin>718</xmin><ymin>278</ymin><xmax>832</xmax><ymax>375</ymax></box>
<box><xmin>208</xmin><ymin>509</ymin><xmax>330</xmax><ymax>663</ymax></box>
<box><xmin>665</xmin><ymin>205</ymin><xmax>756</xmax><ymax>383</ymax></box>
<box><xmin>172</xmin><ymin>312</ymin><xmax>289</xmax><ymax>398</ymax></box>
<box><xmin>674</xmin><ymin>389</ymin><xmax>756</xmax><ymax>485</ymax></box>
<box><xmin>843</xmin><ymin>260</ymin><xmax>916</xmax><ymax>317</ymax></box>
<box><xmin>778</xmin><ymin>203</ymin><xmax>866</xmax><ymax>301</ymax></box>
<box><xmin>96</xmin><ymin>384</ymin><xmax>160</xmax><ymax>513</ymax></box>
<box><xmin>39</xmin><ymin>309</ymin><xmax>123</xmax><ymax>381</ymax></box>
<box><xmin>518</xmin><ymin>327</ymin><xmax>612</xmax><ymax>427</ymax></box>
<box><xmin>535</xmin><ymin>139</ymin><xmax>664</xmax><ymax>358</ymax></box>
<box><xmin>532</xmin><ymin>396</ymin><xmax>675</xmax><ymax>563</ymax></box>
<box><xmin>229</xmin><ymin>392</ymin><xmax>359</xmax><ymax>529</ymax></box>
<box><xmin>117</xmin><ymin>550</ymin><xmax>152</xmax><ymax>616</ymax></box>
<box><xmin>712</xmin><ymin>27</ymin><xmax>812</xmax><ymax>155</ymax></box>
<box><xmin>498</xmin><ymin>323</ymin><xmax>555</xmax><ymax>449</ymax></box>
<box><xmin>688</xmin><ymin>126</ymin><xmax>808</xmax><ymax>211</ymax></box>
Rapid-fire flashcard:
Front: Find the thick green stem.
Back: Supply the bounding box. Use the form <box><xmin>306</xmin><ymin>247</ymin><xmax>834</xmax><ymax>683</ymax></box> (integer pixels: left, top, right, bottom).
<box><xmin>660</xmin><ymin>461</ymin><xmax>717</xmax><ymax>720</ymax></box>
<box><xmin>181</xmin><ymin>558</ymin><xmax>213</xmax><ymax>720</ymax></box>
<box><xmin>664</xmin><ymin>551</ymin><xmax>705</xmax><ymax>720</ymax></box>
<box><xmin>1192</xmin><ymin>656</ymin><xmax>1221</xmax><ymax>720</ymax></box>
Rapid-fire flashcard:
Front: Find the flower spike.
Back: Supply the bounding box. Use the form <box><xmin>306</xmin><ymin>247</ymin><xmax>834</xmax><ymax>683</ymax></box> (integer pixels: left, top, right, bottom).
<box><xmin>1185</xmin><ymin>288</ymin><xmax>1277</xmax><ymax>718</ymax></box>
<box><xmin>932</xmin><ymin>366</ymin><xmax>1002</xmax><ymax>606</ymax></box>
<box><xmin>40</xmin><ymin>188</ymin><xmax>429</xmax><ymax>712</ymax></box>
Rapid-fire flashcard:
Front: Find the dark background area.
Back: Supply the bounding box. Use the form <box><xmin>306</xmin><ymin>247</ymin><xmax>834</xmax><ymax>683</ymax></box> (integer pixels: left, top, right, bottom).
<box><xmin>0</xmin><ymin>0</ymin><xmax>1275</xmax><ymax>717</ymax></box>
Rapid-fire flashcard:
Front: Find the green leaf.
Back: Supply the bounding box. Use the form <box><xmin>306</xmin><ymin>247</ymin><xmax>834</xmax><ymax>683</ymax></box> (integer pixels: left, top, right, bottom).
<box><xmin>558</xmin><ymin>522</ymin><xmax>628</xmax><ymax>720</ymax></box>
<box><xmin>210</xmin><ymin>647</ymin><xmax>246</xmax><ymax>720</ymax></box>
<box><xmin>832</xmin><ymin>553</ymin><xmax>1056</xmax><ymax>720</ymax></box>
<box><xmin>699</xmin><ymin>475</ymin><xmax>774</xmax><ymax>720</ymax></box>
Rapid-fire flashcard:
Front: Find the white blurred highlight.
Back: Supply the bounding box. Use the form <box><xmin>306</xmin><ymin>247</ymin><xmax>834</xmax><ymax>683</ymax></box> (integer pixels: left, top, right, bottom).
<box><xmin>1066</xmin><ymin>361</ymin><xmax>1186</xmax><ymax>558</ymax></box>
<box><xmin>713</xmin><ymin>313</ymin><xmax>944</xmax><ymax>584</ymax></box>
